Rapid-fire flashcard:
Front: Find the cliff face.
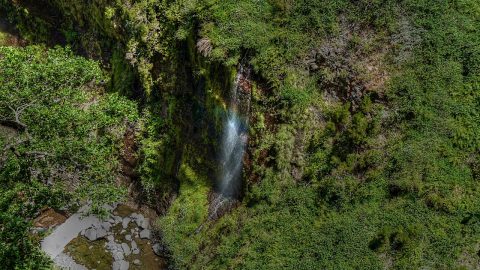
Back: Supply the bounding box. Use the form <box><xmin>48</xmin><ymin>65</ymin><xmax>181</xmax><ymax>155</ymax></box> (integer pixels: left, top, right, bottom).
<box><xmin>17</xmin><ymin>0</ymin><xmax>259</xmax><ymax>207</ymax></box>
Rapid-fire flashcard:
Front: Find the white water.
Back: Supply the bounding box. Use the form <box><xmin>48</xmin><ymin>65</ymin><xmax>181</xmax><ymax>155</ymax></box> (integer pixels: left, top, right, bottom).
<box><xmin>218</xmin><ymin>66</ymin><xmax>248</xmax><ymax>198</ymax></box>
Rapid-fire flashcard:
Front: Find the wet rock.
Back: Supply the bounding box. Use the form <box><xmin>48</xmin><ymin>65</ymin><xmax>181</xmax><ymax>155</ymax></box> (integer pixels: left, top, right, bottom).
<box><xmin>122</xmin><ymin>217</ymin><xmax>131</xmax><ymax>229</ymax></box>
<box><xmin>139</xmin><ymin>229</ymin><xmax>151</xmax><ymax>239</ymax></box>
<box><xmin>112</xmin><ymin>260</ymin><xmax>129</xmax><ymax>270</ymax></box>
<box><xmin>121</xmin><ymin>243</ymin><xmax>131</xmax><ymax>256</ymax></box>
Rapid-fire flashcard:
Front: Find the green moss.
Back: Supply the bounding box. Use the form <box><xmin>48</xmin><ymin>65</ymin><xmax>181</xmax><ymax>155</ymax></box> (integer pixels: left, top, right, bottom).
<box><xmin>0</xmin><ymin>31</ymin><xmax>7</xmax><ymax>45</ymax></box>
<box><xmin>157</xmin><ymin>162</ymin><xmax>210</xmax><ymax>268</ymax></box>
<box><xmin>110</xmin><ymin>47</ymin><xmax>135</xmax><ymax>96</ymax></box>
<box><xmin>65</xmin><ymin>237</ymin><xmax>112</xmax><ymax>270</ymax></box>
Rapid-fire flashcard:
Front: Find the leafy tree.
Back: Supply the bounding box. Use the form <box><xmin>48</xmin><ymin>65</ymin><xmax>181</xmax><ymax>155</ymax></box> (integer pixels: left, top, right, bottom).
<box><xmin>0</xmin><ymin>45</ymin><xmax>138</xmax><ymax>267</ymax></box>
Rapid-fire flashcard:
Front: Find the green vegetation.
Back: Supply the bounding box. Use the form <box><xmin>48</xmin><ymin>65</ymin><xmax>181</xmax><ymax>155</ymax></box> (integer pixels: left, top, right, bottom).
<box><xmin>0</xmin><ymin>46</ymin><xmax>138</xmax><ymax>267</ymax></box>
<box><xmin>0</xmin><ymin>0</ymin><xmax>479</xmax><ymax>269</ymax></box>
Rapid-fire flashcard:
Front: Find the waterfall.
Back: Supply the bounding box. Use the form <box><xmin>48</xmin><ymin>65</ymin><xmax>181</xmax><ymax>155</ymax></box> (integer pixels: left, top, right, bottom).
<box><xmin>195</xmin><ymin>63</ymin><xmax>251</xmax><ymax>225</ymax></box>
<box><xmin>217</xmin><ymin>64</ymin><xmax>249</xmax><ymax>198</ymax></box>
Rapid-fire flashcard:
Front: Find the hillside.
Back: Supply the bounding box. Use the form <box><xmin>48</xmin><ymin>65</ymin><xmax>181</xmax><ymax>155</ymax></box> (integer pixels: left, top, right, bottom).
<box><xmin>0</xmin><ymin>0</ymin><xmax>479</xmax><ymax>269</ymax></box>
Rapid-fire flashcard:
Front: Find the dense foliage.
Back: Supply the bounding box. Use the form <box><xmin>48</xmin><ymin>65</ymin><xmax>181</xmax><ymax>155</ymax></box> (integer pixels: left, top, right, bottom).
<box><xmin>0</xmin><ymin>0</ymin><xmax>479</xmax><ymax>269</ymax></box>
<box><xmin>0</xmin><ymin>46</ymin><xmax>138</xmax><ymax>267</ymax></box>
<box><xmin>160</xmin><ymin>1</ymin><xmax>480</xmax><ymax>269</ymax></box>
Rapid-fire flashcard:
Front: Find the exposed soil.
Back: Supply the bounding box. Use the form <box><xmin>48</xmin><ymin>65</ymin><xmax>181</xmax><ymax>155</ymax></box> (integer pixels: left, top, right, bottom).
<box><xmin>33</xmin><ymin>208</ymin><xmax>68</xmax><ymax>229</ymax></box>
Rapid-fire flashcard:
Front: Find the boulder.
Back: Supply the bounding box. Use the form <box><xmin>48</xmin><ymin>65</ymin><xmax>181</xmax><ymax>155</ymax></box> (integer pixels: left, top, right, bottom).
<box><xmin>139</xmin><ymin>218</ymin><xmax>150</xmax><ymax>229</ymax></box>
<box><xmin>102</xmin><ymin>221</ymin><xmax>112</xmax><ymax>231</ymax></box>
<box><xmin>96</xmin><ymin>227</ymin><xmax>107</xmax><ymax>239</ymax></box>
<box><xmin>121</xmin><ymin>243</ymin><xmax>131</xmax><ymax>256</ymax></box>
<box><xmin>134</xmin><ymin>214</ymin><xmax>144</xmax><ymax>226</ymax></box>
<box><xmin>112</xmin><ymin>251</ymin><xmax>124</xmax><ymax>261</ymax></box>
<box><xmin>152</xmin><ymin>243</ymin><xmax>166</xmax><ymax>256</ymax></box>
<box><xmin>139</xmin><ymin>229</ymin><xmax>151</xmax><ymax>239</ymax></box>
<box><xmin>114</xmin><ymin>216</ymin><xmax>122</xmax><ymax>224</ymax></box>
<box><xmin>131</xmin><ymin>241</ymin><xmax>139</xmax><ymax>255</ymax></box>
<box><xmin>133</xmin><ymin>259</ymin><xmax>141</xmax><ymax>266</ymax></box>
<box><xmin>84</xmin><ymin>228</ymin><xmax>97</xmax><ymax>241</ymax></box>
<box><xmin>122</xmin><ymin>217</ymin><xmax>131</xmax><ymax>229</ymax></box>
<box><xmin>112</xmin><ymin>260</ymin><xmax>129</xmax><ymax>270</ymax></box>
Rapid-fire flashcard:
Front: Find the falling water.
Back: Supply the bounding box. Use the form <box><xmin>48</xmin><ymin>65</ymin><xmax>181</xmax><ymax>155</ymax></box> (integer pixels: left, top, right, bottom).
<box><xmin>218</xmin><ymin>65</ymin><xmax>249</xmax><ymax>198</ymax></box>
